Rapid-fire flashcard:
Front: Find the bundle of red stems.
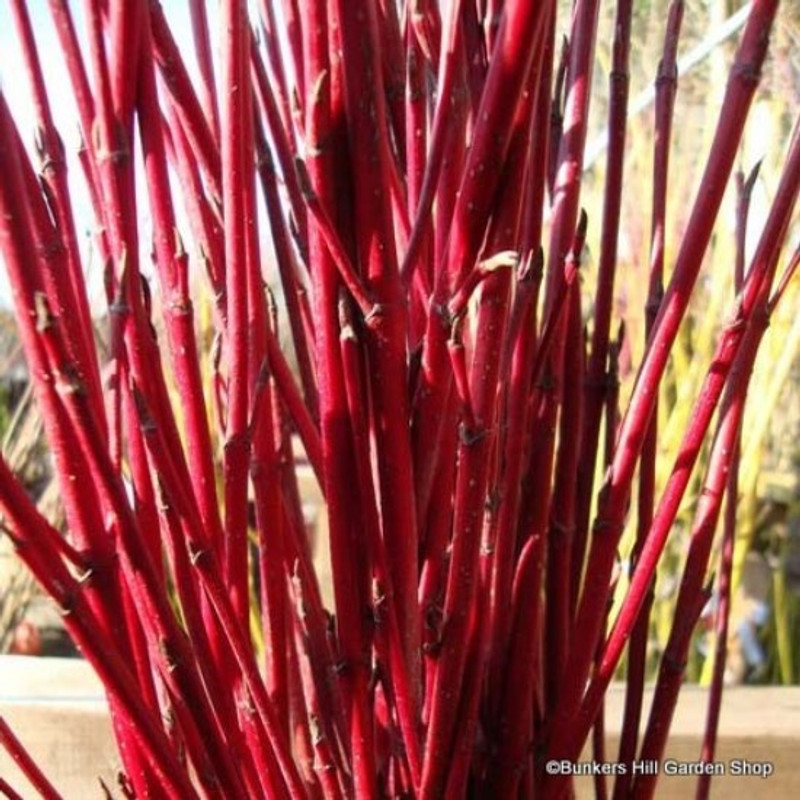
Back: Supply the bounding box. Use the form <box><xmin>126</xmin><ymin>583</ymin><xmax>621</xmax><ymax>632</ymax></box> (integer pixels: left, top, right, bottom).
<box><xmin>0</xmin><ymin>0</ymin><xmax>797</xmax><ymax>798</ymax></box>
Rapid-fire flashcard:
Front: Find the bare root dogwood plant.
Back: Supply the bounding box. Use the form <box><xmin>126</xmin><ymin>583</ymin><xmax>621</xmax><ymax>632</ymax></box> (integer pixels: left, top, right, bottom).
<box><xmin>0</xmin><ymin>0</ymin><xmax>797</xmax><ymax>798</ymax></box>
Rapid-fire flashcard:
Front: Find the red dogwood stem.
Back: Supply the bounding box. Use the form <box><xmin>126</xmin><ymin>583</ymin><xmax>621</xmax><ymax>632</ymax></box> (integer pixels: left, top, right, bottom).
<box><xmin>543</xmin><ymin>112</ymin><xmax>799</xmax><ymax>796</ymax></box>
<box><xmin>547</xmin><ymin>3</ymin><xmax>779</xmax><ymax>763</ymax></box>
